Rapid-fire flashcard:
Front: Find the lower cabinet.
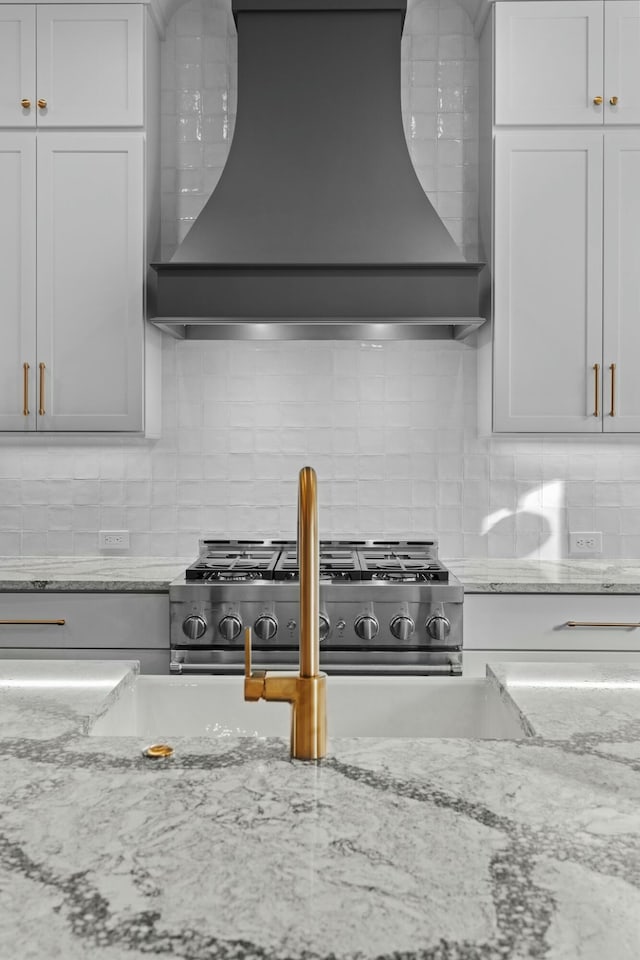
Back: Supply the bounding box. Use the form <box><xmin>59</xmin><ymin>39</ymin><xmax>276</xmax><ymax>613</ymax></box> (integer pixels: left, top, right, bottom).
<box><xmin>0</xmin><ymin>592</ymin><xmax>169</xmax><ymax>673</ymax></box>
<box><xmin>464</xmin><ymin>593</ymin><xmax>640</xmax><ymax>676</ymax></box>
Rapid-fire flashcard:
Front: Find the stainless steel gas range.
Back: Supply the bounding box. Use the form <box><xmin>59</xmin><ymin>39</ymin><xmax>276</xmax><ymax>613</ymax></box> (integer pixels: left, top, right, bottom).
<box><xmin>169</xmin><ymin>539</ymin><xmax>463</xmax><ymax>676</ymax></box>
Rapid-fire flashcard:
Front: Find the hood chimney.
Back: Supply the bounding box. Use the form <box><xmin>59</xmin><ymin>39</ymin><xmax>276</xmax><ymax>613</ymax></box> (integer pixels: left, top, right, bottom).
<box><xmin>149</xmin><ymin>0</ymin><xmax>485</xmax><ymax>341</ymax></box>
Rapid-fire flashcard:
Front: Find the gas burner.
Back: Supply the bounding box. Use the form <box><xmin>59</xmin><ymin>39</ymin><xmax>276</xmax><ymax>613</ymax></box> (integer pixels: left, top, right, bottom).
<box><xmin>371</xmin><ymin>571</ymin><xmax>425</xmax><ymax>583</ymax></box>
<box><xmin>205</xmin><ymin>570</ymin><xmax>264</xmax><ymax>582</ymax></box>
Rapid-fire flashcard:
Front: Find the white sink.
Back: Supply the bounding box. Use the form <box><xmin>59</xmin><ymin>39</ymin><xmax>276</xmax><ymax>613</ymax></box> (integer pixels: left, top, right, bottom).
<box><xmin>90</xmin><ymin>675</ymin><xmax>530</xmax><ymax>739</ymax></box>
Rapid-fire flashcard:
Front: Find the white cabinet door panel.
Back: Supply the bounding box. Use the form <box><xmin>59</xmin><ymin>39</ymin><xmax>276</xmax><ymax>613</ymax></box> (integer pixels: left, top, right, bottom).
<box><xmin>36</xmin><ymin>4</ymin><xmax>143</xmax><ymax>127</ymax></box>
<box><xmin>36</xmin><ymin>133</ymin><xmax>144</xmax><ymax>431</ymax></box>
<box><xmin>495</xmin><ymin>1</ymin><xmax>604</xmax><ymax>125</ymax></box>
<box><xmin>605</xmin><ymin>1</ymin><xmax>640</xmax><ymax>125</ymax></box>
<box><xmin>464</xmin><ymin>649</ymin><xmax>640</xmax><ymax>677</ymax></box>
<box><xmin>465</xmin><ymin>594</ymin><xmax>640</xmax><ymax>651</ymax></box>
<box><xmin>0</xmin><ymin>593</ymin><xmax>168</xmax><ymax>649</ymax></box>
<box><xmin>603</xmin><ymin>135</ymin><xmax>640</xmax><ymax>432</ymax></box>
<box><xmin>0</xmin><ymin>648</ymin><xmax>169</xmax><ymax>674</ymax></box>
<box><xmin>0</xmin><ymin>134</ymin><xmax>36</xmax><ymax>431</ymax></box>
<box><xmin>493</xmin><ymin>133</ymin><xmax>603</xmax><ymax>432</ymax></box>
<box><xmin>0</xmin><ymin>6</ymin><xmax>36</xmax><ymax>127</ymax></box>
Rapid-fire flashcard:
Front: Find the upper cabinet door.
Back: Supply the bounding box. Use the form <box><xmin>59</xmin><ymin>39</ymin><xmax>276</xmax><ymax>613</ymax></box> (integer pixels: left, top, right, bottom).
<box><xmin>605</xmin><ymin>2</ymin><xmax>640</xmax><ymax>125</ymax></box>
<box><xmin>493</xmin><ymin>132</ymin><xmax>604</xmax><ymax>433</ymax></box>
<box><xmin>36</xmin><ymin>133</ymin><xmax>144</xmax><ymax>431</ymax></box>
<box><xmin>0</xmin><ymin>134</ymin><xmax>36</xmax><ymax>431</ymax></box>
<box><xmin>36</xmin><ymin>5</ymin><xmax>143</xmax><ymax>127</ymax></box>
<box><xmin>602</xmin><ymin>135</ymin><xmax>640</xmax><ymax>432</ymax></box>
<box><xmin>0</xmin><ymin>6</ymin><xmax>36</xmax><ymax>127</ymax></box>
<box><xmin>495</xmin><ymin>1</ymin><xmax>604</xmax><ymax>125</ymax></box>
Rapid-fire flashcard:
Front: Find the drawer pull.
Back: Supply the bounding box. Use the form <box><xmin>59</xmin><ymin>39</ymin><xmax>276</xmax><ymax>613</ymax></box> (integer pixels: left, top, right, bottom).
<box><xmin>566</xmin><ymin>620</ymin><xmax>640</xmax><ymax>629</ymax></box>
<box><xmin>0</xmin><ymin>619</ymin><xmax>65</xmax><ymax>626</ymax></box>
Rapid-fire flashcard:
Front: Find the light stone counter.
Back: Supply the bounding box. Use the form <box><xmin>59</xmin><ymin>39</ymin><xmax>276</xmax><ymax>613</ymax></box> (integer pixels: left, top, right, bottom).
<box><xmin>1</xmin><ymin>658</ymin><xmax>640</xmax><ymax>959</ymax></box>
<box><xmin>0</xmin><ymin>557</ymin><xmax>190</xmax><ymax>592</ymax></box>
<box><xmin>4</xmin><ymin>556</ymin><xmax>640</xmax><ymax>595</ymax></box>
<box><xmin>448</xmin><ymin>558</ymin><xmax>640</xmax><ymax>594</ymax></box>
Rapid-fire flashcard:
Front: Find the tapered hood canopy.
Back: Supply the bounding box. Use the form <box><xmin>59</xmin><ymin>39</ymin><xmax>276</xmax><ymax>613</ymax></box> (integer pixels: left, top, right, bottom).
<box><xmin>149</xmin><ymin>0</ymin><xmax>485</xmax><ymax>341</ymax></box>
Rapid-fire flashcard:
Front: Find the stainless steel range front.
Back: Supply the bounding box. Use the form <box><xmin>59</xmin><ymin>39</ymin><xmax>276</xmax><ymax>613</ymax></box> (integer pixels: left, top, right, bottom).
<box><xmin>170</xmin><ymin>540</ymin><xmax>463</xmax><ymax>676</ymax></box>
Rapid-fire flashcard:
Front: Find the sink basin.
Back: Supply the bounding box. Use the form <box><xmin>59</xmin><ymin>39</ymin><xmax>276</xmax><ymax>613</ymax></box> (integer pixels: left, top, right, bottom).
<box><xmin>90</xmin><ymin>675</ymin><xmax>530</xmax><ymax>739</ymax></box>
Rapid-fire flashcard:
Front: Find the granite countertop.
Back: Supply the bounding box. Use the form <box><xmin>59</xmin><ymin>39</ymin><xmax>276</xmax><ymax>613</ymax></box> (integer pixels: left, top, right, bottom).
<box><xmin>0</xmin><ymin>557</ymin><xmax>190</xmax><ymax>592</ymax></box>
<box><xmin>3</xmin><ymin>556</ymin><xmax>640</xmax><ymax>594</ymax></box>
<box><xmin>2</xmin><ymin>658</ymin><xmax>640</xmax><ymax>959</ymax></box>
<box><xmin>447</xmin><ymin>558</ymin><xmax>640</xmax><ymax>594</ymax></box>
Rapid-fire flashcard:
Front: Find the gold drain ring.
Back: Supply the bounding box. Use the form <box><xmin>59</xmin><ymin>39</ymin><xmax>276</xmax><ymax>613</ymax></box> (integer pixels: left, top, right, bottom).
<box><xmin>143</xmin><ymin>744</ymin><xmax>174</xmax><ymax>759</ymax></box>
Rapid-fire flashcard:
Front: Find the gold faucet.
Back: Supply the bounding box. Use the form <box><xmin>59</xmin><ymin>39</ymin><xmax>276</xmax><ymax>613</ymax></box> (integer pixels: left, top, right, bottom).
<box><xmin>244</xmin><ymin>466</ymin><xmax>327</xmax><ymax>760</ymax></box>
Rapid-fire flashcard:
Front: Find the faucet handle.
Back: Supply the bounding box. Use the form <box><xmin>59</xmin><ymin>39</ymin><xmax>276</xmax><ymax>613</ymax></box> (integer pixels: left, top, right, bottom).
<box><xmin>244</xmin><ymin>627</ymin><xmax>266</xmax><ymax>701</ymax></box>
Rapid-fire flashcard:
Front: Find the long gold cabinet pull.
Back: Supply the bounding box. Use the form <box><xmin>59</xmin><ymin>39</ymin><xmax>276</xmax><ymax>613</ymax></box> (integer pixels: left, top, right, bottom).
<box><xmin>38</xmin><ymin>362</ymin><xmax>45</xmax><ymax>416</ymax></box>
<box><xmin>23</xmin><ymin>362</ymin><xmax>29</xmax><ymax>416</ymax></box>
<box><xmin>566</xmin><ymin>621</ymin><xmax>640</xmax><ymax>629</ymax></box>
<box><xmin>610</xmin><ymin>362</ymin><xmax>616</xmax><ymax>417</ymax></box>
<box><xmin>593</xmin><ymin>363</ymin><xmax>600</xmax><ymax>417</ymax></box>
<box><xmin>0</xmin><ymin>619</ymin><xmax>65</xmax><ymax>626</ymax></box>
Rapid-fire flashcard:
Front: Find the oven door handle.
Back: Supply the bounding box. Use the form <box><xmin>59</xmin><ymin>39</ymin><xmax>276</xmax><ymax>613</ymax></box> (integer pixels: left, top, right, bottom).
<box><xmin>170</xmin><ymin>661</ymin><xmax>461</xmax><ymax>676</ymax></box>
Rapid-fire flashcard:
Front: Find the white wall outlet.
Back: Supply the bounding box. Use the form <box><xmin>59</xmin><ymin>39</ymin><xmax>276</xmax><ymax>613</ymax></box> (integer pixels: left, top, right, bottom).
<box><xmin>569</xmin><ymin>532</ymin><xmax>603</xmax><ymax>555</ymax></box>
<box><xmin>99</xmin><ymin>530</ymin><xmax>130</xmax><ymax>551</ymax></box>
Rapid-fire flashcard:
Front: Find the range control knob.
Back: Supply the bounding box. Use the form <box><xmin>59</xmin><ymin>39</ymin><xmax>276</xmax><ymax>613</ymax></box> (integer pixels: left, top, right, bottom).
<box><xmin>182</xmin><ymin>615</ymin><xmax>207</xmax><ymax>641</ymax></box>
<box><xmin>354</xmin><ymin>615</ymin><xmax>379</xmax><ymax>642</ymax></box>
<box><xmin>319</xmin><ymin>614</ymin><xmax>330</xmax><ymax>642</ymax></box>
<box><xmin>390</xmin><ymin>615</ymin><xmax>415</xmax><ymax>642</ymax></box>
<box><xmin>218</xmin><ymin>615</ymin><xmax>242</xmax><ymax>642</ymax></box>
<box><xmin>254</xmin><ymin>615</ymin><xmax>277</xmax><ymax>642</ymax></box>
<box><xmin>426</xmin><ymin>615</ymin><xmax>451</xmax><ymax>643</ymax></box>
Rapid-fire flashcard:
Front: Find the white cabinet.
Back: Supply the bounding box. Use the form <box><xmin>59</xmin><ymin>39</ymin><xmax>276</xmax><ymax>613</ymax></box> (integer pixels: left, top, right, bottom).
<box><xmin>0</xmin><ymin>4</ymin><xmax>160</xmax><ymax>435</ymax></box>
<box><xmin>0</xmin><ymin>134</ymin><xmax>36</xmax><ymax>431</ymax></box>
<box><xmin>464</xmin><ymin>592</ymin><xmax>640</xmax><ymax>675</ymax></box>
<box><xmin>0</xmin><ymin>6</ymin><xmax>35</xmax><ymax>127</ymax></box>
<box><xmin>0</xmin><ymin>592</ymin><xmax>169</xmax><ymax>674</ymax></box>
<box><xmin>37</xmin><ymin>133</ymin><xmax>144</xmax><ymax>431</ymax></box>
<box><xmin>0</xmin><ymin>133</ymin><xmax>144</xmax><ymax>432</ymax></box>
<box><xmin>0</xmin><ymin>4</ymin><xmax>143</xmax><ymax>127</ymax></box>
<box><xmin>602</xmin><ymin>135</ymin><xmax>640</xmax><ymax>431</ymax></box>
<box><xmin>495</xmin><ymin>1</ymin><xmax>640</xmax><ymax>126</ymax></box>
<box><xmin>493</xmin><ymin>131</ymin><xmax>640</xmax><ymax>433</ymax></box>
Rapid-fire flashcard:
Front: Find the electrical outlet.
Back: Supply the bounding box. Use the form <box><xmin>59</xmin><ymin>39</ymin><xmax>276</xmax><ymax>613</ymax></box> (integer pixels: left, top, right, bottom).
<box><xmin>99</xmin><ymin>530</ymin><xmax>130</xmax><ymax>551</ymax></box>
<box><xmin>569</xmin><ymin>532</ymin><xmax>603</xmax><ymax>555</ymax></box>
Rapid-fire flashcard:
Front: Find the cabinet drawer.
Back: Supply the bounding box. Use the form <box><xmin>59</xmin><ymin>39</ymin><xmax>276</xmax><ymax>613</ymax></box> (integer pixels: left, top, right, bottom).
<box><xmin>465</xmin><ymin>594</ymin><xmax>640</xmax><ymax>651</ymax></box>
<box><xmin>0</xmin><ymin>593</ymin><xmax>168</xmax><ymax>649</ymax></box>
<box><xmin>0</xmin><ymin>647</ymin><xmax>168</xmax><ymax>674</ymax></box>
<box><xmin>463</xmin><ymin>648</ymin><xmax>640</xmax><ymax>677</ymax></box>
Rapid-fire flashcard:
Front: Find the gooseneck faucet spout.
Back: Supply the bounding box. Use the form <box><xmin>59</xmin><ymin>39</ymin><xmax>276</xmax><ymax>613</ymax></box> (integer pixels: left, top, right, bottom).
<box><xmin>244</xmin><ymin>466</ymin><xmax>327</xmax><ymax>760</ymax></box>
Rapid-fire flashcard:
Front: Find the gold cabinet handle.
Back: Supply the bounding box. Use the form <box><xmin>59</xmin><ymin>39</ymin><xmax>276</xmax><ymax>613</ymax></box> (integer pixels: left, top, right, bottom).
<box><xmin>38</xmin><ymin>362</ymin><xmax>45</xmax><ymax>416</ymax></box>
<box><xmin>593</xmin><ymin>96</ymin><xmax>603</xmax><ymax>105</ymax></box>
<box><xmin>21</xmin><ymin>98</ymin><xmax>31</xmax><ymax>109</ymax></box>
<box><xmin>37</xmin><ymin>98</ymin><xmax>47</xmax><ymax>109</ymax></box>
<box><xmin>566</xmin><ymin>621</ymin><xmax>640</xmax><ymax>629</ymax></box>
<box><xmin>593</xmin><ymin>362</ymin><xmax>600</xmax><ymax>417</ymax></box>
<box><xmin>23</xmin><ymin>362</ymin><xmax>30</xmax><ymax>416</ymax></box>
<box><xmin>610</xmin><ymin>96</ymin><xmax>619</xmax><ymax>106</ymax></box>
<box><xmin>0</xmin><ymin>619</ymin><xmax>65</xmax><ymax>626</ymax></box>
<box><xmin>610</xmin><ymin>362</ymin><xmax>616</xmax><ymax>417</ymax></box>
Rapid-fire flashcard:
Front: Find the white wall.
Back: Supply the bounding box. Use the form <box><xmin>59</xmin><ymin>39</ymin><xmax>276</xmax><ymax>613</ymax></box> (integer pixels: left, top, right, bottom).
<box><xmin>0</xmin><ymin>0</ymin><xmax>639</xmax><ymax>561</ymax></box>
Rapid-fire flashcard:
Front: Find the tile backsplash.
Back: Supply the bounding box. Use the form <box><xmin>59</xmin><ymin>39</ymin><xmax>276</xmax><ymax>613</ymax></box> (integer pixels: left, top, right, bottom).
<box><xmin>1</xmin><ymin>0</ymin><xmax>639</xmax><ymax>561</ymax></box>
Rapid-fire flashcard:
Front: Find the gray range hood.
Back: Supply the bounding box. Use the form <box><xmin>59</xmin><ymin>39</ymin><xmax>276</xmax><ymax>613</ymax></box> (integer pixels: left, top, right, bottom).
<box><xmin>149</xmin><ymin>0</ymin><xmax>485</xmax><ymax>341</ymax></box>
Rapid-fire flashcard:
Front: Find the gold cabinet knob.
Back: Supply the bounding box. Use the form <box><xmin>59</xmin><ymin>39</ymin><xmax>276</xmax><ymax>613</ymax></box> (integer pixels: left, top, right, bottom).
<box><xmin>20</xmin><ymin>98</ymin><xmax>31</xmax><ymax>109</ymax></box>
<box><xmin>37</xmin><ymin>98</ymin><xmax>47</xmax><ymax>109</ymax></box>
<box><xmin>610</xmin><ymin>96</ymin><xmax>619</xmax><ymax>106</ymax></box>
<box><xmin>593</xmin><ymin>96</ymin><xmax>603</xmax><ymax>105</ymax></box>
